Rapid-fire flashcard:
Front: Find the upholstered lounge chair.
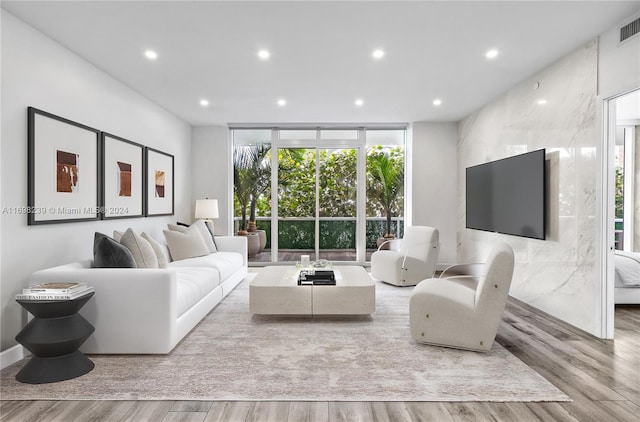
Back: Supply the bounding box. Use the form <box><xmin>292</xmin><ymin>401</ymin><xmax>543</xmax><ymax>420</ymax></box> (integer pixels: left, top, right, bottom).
<box><xmin>370</xmin><ymin>226</ymin><xmax>440</xmax><ymax>287</ymax></box>
<box><xmin>409</xmin><ymin>242</ymin><xmax>514</xmax><ymax>352</ymax></box>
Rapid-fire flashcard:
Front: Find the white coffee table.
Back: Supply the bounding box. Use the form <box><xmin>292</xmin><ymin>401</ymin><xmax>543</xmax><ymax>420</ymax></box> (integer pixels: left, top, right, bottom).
<box><xmin>249</xmin><ymin>266</ymin><xmax>375</xmax><ymax>315</ymax></box>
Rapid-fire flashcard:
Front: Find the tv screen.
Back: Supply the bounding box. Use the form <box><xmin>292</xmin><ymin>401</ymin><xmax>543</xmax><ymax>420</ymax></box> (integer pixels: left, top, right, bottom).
<box><xmin>466</xmin><ymin>149</ymin><xmax>546</xmax><ymax>240</ymax></box>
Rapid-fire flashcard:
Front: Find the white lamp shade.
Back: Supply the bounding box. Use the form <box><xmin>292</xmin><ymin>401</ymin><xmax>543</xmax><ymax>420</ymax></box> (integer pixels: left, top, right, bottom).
<box><xmin>195</xmin><ymin>199</ymin><xmax>219</xmax><ymax>219</ymax></box>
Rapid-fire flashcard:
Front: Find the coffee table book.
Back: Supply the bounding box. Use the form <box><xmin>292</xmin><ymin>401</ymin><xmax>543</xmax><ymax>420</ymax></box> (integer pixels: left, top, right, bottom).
<box><xmin>298</xmin><ymin>270</ymin><xmax>336</xmax><ymax>286</ymax></box>
<box><xmin>23</xmin><ymin>282</ymin><xmax>88</xmax><ymax>294</ymax></box>
<box><xmin>16</xmin><ymin>286</ymin><xmax>94</xmax><ymax>301</ymax></box>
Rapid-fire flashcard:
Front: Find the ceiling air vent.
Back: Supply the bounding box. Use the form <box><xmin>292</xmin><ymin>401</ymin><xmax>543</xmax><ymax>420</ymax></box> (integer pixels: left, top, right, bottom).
<box><xmin>620</xmin><ymin>17</ymin><xmax>640</xmax><ymax>43</ymax></box>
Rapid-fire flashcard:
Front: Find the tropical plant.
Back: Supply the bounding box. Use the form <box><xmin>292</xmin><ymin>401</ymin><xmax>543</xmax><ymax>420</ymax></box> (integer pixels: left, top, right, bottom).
<box><xmin>367</xmin><ymin>148</ymin><xmax>404</xmax><ymax>237</ymax></box>
<box><xmin>233</xmin><ymin>143</ymin><xmax>272</xmax><ymax>231</ymax></box>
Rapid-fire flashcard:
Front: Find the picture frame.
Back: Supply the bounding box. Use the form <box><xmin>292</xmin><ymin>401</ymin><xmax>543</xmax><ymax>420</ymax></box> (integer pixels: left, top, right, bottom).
<box><xmin>144</xmin><ymin>147</ymin><xmax>174</xmax><ymax>216</ymax></box>
<box><xmin>28</xmin><ymin>107</ymin><xmax>101</xmax><ymax>225</ymax></box>
<box><xmin>101</xmin><ymin>132</ymin><xmax>144</xmax><ymax>219</ymax></box>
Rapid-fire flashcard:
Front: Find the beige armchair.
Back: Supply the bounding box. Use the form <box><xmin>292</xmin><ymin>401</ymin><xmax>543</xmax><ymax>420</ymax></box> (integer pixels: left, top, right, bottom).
<box><xmin>409</xmin><ymin>242</ymin><xmax>514</xmax><ymax>352</ymax></box>
<box><xmin>370</xmin><ymin>226</ymin><xmax>440</xmax><ymax>287</ymax></box>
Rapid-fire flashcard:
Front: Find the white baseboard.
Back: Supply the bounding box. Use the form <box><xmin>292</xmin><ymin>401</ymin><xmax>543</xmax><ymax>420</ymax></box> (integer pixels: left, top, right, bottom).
<box><xmin>0</xmin><ymin>344</ymin><xmax>28</xmax><ymax>370</ymax></box>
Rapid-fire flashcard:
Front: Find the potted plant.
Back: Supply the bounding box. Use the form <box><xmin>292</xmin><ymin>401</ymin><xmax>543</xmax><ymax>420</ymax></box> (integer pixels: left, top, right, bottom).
<box><xmin>367</xmin><ymin>150</ymin><xmax>404</xmax><ymax>248</ymax></box>
<box><xmin>234</xmin><ymin>143</ymin><xmax>271</xmax><ymax>254</ymax></box>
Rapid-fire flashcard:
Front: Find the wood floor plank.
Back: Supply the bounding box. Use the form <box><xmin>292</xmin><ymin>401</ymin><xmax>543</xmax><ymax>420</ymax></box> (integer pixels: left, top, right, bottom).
<box><xmin>525</xmin><ymin>402</ymin><xmax>581</xmax><ymax>422</ymax></box>
<box><xmin>202</xmin><ymin>402</ymin><xmax>251</xmax><ymax>422</ymax></box>
<box><xmin>245</xmin><ymin>401</ymin><xmax>289</xmax><ymax>422</ymax></box>
<box><xmin>595</xmin><ymin>399</ymin><xmax>640</xmax><ymax>421</ymax></box>
<box><xmin>29</xmin><ymin>401</ymin><xmax>93</xmax><ymax>422</ymax></box>
<box><xmin>498</xmin><ymin>323</ymin><xmax>626</xmax><ymax>401</ymax></box>
<box><xmin>328</xmin><ymin>402</ymin><xmax>371</xmax><ymax>422</ymax></box>
<box><xmin>169</xmin><ymin>402</ymin><xmax>213</xmax><ymax>413</ymax></box>
<box><xmin>162</xmin><ymin>411</ymin><xmax>207</xmax><ymax>422</ymax></box>
<box><xmin>478</xmin><ymin>402</ymin><xmax>542</xmax><ymax>422</ymax></box>
<box><xmin>402</xmin><ymin>402</ymin><xmax>455</xmax><ymax>422</ymax></box>
<box><xmin>287</xmin><ymin>401</ymin><xmax>329</xmax><ymax>422</ymax></box>
<box><xmin>120</xmin><ymin>401</ymin><xmax>175</xmax><ymax>422</ymax></box>
<box><xmin>441</xmin><ymin>403</ymin><xmax>487</xmax><ymax>421</ymax></box>
<box><xmin>368</xmin><ymin>402</ymin><xmax>412</xmax><ymax>422</ymax></box>
<box><xmin>72</xmin><ymin>401</ymin><xmax>136</xmax><ymax>422</ymax></box>
<box><xmin>0</xmin><ymin>400</ymin><xmax>57</xmax><ymax>422</ymax></box>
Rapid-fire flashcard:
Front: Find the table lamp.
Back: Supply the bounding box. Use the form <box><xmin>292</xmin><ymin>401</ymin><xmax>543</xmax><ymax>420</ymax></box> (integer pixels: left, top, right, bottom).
<box><xmin>195</xmin><ymin>198</ymin><xmax>219</xmax><ymax>233</ymax></box>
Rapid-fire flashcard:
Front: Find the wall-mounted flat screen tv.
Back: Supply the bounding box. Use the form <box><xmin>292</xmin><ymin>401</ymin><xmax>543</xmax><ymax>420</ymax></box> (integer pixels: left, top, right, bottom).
<box><xmin>466</xmin><ymin>149</ymin><xmax>546</xmax><ymax>240</ymax></box>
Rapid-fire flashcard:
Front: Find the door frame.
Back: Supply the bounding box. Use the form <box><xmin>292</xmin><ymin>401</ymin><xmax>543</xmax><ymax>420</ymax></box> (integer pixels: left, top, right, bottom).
<box><xmin>599</xmin><ymin>87</ymin><xmax>640</xmax><ymax>339</ymax></box>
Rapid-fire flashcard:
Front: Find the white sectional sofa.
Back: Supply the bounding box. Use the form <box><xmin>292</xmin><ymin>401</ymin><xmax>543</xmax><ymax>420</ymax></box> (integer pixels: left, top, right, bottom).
<box><xmin>29</xmin><ymin>235</ymin><xmax>247</xmax><ymax>354</ymax></box>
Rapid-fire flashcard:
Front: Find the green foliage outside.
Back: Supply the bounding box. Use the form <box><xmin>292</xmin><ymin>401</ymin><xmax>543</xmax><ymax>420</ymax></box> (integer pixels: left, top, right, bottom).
<box><xmin>233</xmin><ymin>142</ymin><xmax>404</xmax><ymax>249</ymax></box>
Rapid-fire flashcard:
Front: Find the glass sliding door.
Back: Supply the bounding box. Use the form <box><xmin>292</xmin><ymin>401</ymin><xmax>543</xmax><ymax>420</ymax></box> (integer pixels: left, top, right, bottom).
<box><xmin>318</xmin><ymin>148</ymin><xmax>357</xmax><ymax>261</ymax></box>
<box><xmin>277</xmin><ymin>147</ymin><xmax>316</xmax><ymax>262</ymax></box>
<box><xmin>365</xmin><ymin>130</ymin><xmax>405</xmax><ymax>261</ymax></box>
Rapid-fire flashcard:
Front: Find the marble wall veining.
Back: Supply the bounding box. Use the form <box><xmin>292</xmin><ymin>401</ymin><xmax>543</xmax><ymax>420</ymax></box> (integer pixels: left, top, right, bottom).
<box><xmin>457</xmin><ymin>40</ymin><xmax>601</xmax><ymax>335</ymax></box>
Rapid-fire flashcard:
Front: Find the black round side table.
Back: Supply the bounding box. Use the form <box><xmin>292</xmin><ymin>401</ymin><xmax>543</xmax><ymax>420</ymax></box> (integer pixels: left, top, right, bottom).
<box><xmin>15</xmin><ymin>292</ymin><xmax>95</xmax><ymax>384</ymax></box>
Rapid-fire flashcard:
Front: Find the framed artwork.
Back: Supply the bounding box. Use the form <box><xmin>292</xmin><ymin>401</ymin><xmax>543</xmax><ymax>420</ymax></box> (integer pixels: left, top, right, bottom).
<box><xmin>28</xmin><ymin>107</ymin><xmax>101</xmax><ymax>225</ymax></box>
<box><xmin>101</xmin><ymin>132</ymin><xmax>144</xmax><ymax>219</ymax></box>
<box><xmin>144</xmin><ymin>147</ymin><xmax>174</xmax><ymax>216</ymax></box>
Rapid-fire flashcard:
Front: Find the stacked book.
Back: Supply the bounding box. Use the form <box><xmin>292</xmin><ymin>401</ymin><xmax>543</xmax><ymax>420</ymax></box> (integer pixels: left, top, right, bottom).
<box><xmin>16</xmin><ymin>282</ymin><xmax>94</xmax><ymax>301</ymax></box>
<box><xmin>298</xmin><ymin>270</ymin><xmax>336</xmax><ymax>286</ymax></box>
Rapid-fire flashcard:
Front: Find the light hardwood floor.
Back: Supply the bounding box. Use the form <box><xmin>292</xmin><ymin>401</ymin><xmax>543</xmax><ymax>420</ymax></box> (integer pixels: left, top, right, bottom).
<box><xmin>1</xmin><ymin>300</ymin><xmax>638</xmax><ymax>422</ymax></box>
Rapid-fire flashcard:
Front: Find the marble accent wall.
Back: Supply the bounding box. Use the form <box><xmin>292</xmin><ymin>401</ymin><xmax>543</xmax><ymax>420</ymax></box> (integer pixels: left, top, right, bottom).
<box><xmin>458</xmin><ymin>40</ymin><xmax>601</xmax><ymax>335</ymax></box>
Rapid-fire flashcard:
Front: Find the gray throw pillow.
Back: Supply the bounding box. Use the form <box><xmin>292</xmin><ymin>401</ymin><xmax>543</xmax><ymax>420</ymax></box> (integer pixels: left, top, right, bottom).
<box><xmin>93</xmin><ymin>232</ymin><xmax>137</xmax><ymax>268</ymax></box>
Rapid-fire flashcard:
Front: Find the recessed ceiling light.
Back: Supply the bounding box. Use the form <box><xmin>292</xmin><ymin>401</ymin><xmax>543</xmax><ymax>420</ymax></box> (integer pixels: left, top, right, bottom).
<box><xmin>355</xmin><ymin>99</ymin><xmax>364</xmax><ymax>107</ymax></box>
<box><xmin>144</xmin><ymin>50</ymin><xmax>158</xmax><ymax>60</ymax></box>
<box><xmin>277</xmin><ymin>98</ymin><xmax>286</xmax><ymax>107</ymax></box>
<box><xmin>433</xmin><ymin>99</ymin><xmax>442</xmax><ymax>106</ymax></box>
<box><xmin>372</xmin><ymin>49</ymin><xmax>385</xmax><ymax>59</ymax></box>
<box><xmin>537</xmin><ymin>99</ymin><xmax>548</xmax><ymax>105</ymax></box>
<box><xmin>485</xmin><ymin>49</ymin><xmax>499</xmax><ymax>59</ymax></box>
<box><xmin>200</xmin><ymin>99</ymin><xmax>209</xmax><ymax>107</ymax></box>
<box><xmin>258</xmin><ymin>49</ymin><xmax>271</xmax><ymax>60</ymax></box>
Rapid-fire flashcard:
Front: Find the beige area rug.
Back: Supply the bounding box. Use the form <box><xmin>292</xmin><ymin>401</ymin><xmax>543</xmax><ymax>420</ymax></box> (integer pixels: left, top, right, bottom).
<box><xmin>1</xmin><ymin>272</ymin><xmax>570</xmax><ymax>402</ymax></box>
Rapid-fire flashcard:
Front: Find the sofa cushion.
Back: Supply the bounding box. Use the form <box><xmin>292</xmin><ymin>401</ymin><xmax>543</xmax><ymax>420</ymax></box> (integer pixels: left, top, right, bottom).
<box><xmin>164</xmin><ymin>226</ymin><xmax>210</xmax><ymax>261</ymax></box>
<box><xmin>175</xmin><ymin>267</ymin><xmax>220</xmax><ymax>317</ymax></box>
<box><xmin>93</xmin><ymin>232</ymin><xmax>137</xmax><ymax>268</ymax></box>
<box><xmin>168</xmin><ymin>252</ymin><xmax>243</xmax><ymax>281</ymax></box>
<box><xmin>120</xmin><ymin>228</ymin><xmax>159</xmax><ymax>269</ymax></box>
<box><xmin>141</xmin><ymin>232</ymin><xmax>170</xmax><ymax>268</ymax></box>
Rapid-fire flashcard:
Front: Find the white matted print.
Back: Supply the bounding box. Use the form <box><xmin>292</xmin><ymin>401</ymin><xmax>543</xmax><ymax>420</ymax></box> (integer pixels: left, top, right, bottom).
<box><xmin>145</xmin><ymin>147</ymin><xmax>174</xmax><ymax>216</ymax></box>
<box><xmin>28</xmin><ymin>108</ymin><xmax>100</xmax><ymax>224</ymax></box>
<box><xmin>102</xmin><ymin>133</ymin><xmax>144</xmax><ymax>219</ymax></box>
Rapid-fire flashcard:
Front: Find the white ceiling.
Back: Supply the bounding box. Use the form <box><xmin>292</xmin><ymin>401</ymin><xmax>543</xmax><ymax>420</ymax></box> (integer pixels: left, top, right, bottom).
<box><xmin>2</xmin><ymin>1</ymin><xmax>639</xmax><ymax>126</ymax></box>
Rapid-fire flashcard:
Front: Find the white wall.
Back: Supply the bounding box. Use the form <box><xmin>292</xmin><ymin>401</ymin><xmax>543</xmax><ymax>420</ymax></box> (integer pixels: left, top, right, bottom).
<box><xmin>410</xmin><ymin>122</ymin><xmax>458</xmax><ymax>265</ymax></box>
<box><xmin>0</xmin><ymin>12</ymin><xmax>192</xmax><ymax>351</ymax></box>
<box><xmin>598</xmin><ymin>12</ymin><xmax>640</xmax><ymax>99</ymax></box>
<box><xmin>191</xmin><ymin>126</ymin><xmax>232</xmax><ymax>235</ymax></box>
<box><xmin>458</xmin><ymin>40</ymin><xmax>602</xmax><ymax>336</ymax></box>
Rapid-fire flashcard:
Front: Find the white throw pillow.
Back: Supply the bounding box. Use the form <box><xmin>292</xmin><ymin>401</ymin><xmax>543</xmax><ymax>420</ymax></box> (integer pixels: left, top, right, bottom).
<box><xmin>168</xmin><ymin>221</ymin><xmax>216</xmax><ymax>253</ymax></box>
<box><xmin>113</xmin><ymin>230</ymin><xmax>124</xmax><ymax>242</ymax></box>
<box><xmin>119</xmin><ymin>228</ymin><xmax>159</xmax><ymax>269</ymax></box>
<box><xmin>163</xmin><ymin>226</ymin><xmax>210</xmax><ymax>261</ymax></box>
<box><xmin>167</xmin><ymin>224</ymin><xmax>187</xmax><ymax>233</ymax></box>
<box><xmin>141</xmin><ymin>232</ymin><xmax>170</xmax><ymax>268</ymax></box>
